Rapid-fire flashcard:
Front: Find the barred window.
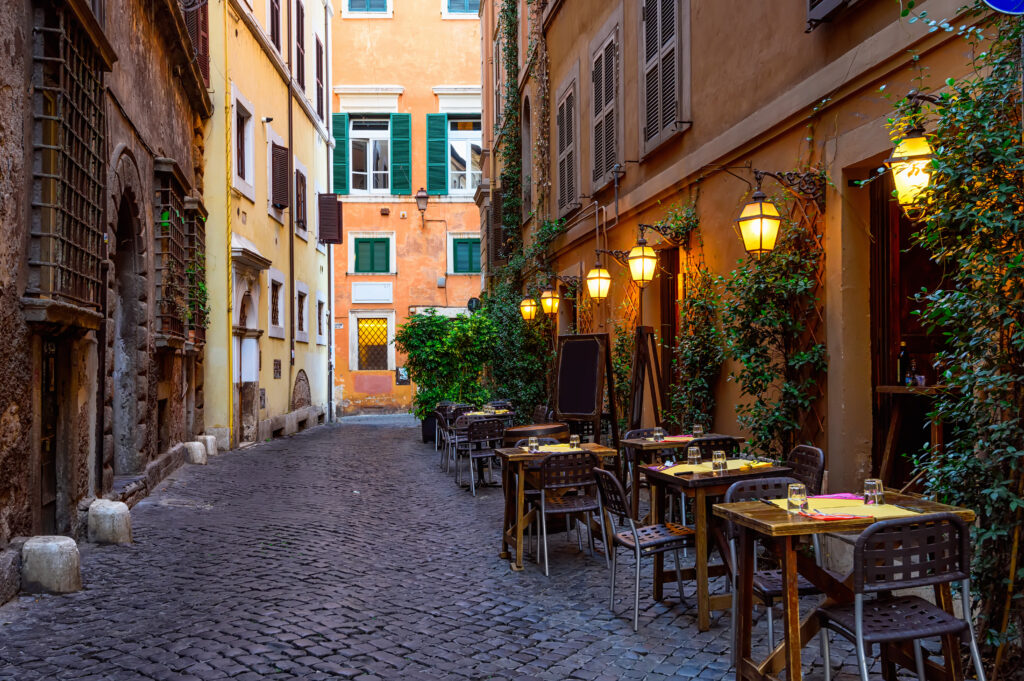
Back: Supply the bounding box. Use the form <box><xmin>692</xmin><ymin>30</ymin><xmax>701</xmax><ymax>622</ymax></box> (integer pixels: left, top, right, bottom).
<box><xmin>271</xmin><ymin>281</ymin><xmax>282</xmax><ymax>327</ymax></box>
<box><xmin>184</xmin><ymin>197</ymin><xmax>207</xmax><ymax>344</ymax></box>
<box><xmin>357</xmin><ymin>318</ymin><xmax>388</xmax><ymax>370</ymax></box>
<box><xmin>154</xmin><ymin>160</ymin><xmax>188</xmax><ymax>339</ymax></box>
<box><xmin>28</xmin><ymin>4</ymin><xmax>108</xmax><ymax>311</ymax></box>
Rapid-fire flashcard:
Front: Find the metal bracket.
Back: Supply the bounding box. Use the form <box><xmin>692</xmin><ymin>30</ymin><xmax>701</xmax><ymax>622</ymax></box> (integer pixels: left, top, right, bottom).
<box><xmin>753</xmin><ymin>168</ymin><xmax>826</xmax><ymax>208</ymax></box>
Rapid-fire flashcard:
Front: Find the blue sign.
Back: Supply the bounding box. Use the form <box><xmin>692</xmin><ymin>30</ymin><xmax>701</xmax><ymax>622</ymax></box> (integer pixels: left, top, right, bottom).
<box><xmin>984</xmin><ymin>0</ymin><xmax>1024</xmax><ymax>14</ymax></box>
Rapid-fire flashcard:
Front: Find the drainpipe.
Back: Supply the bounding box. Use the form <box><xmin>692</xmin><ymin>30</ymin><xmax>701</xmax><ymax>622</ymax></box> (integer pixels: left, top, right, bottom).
<box><xmin>223</xmin><ymin>0</ymin><xmax>235</xmax><ymax>447</ymax></box>
<box><xmin>324</xmin><ymin>6</ymin><xmax>333</xmax><ymax>423</ymax></box>
<box><xmin>287</xmin><ymin>0</ymin><xmax>296</xmax><ymax>396</ymax></box>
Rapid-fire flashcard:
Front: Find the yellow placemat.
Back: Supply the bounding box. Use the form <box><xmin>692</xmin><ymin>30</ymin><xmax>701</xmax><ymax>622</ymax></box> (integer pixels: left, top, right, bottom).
<box><xmin>648</xmin><ymin>459</ymin><xmax>771</xmax><ymax>476</ymax></box>
<box><xmin>467</xmin><ymin>410</ymin><xmax>511</xmax><ymax>416</ymax></box>
<box><xmin>520</xmin><ymin>444</ymin><xmax>576</xmax><ymax>453</ymax></box>
<box><xmin>768</xmin><ymin>498</ymin><xmax>921</xmax><ymax>518</ymax></box>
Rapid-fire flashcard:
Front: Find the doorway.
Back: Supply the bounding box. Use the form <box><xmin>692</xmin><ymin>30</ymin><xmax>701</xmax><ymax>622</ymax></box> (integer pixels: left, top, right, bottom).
<box><xmin>38</xmin><ymin>339</ymin><xmax>60</xmax><ymax>534</ymax></box>
<box><xmin>112</xmin><ymin>194</ymin><xmax>143</xmax><ymax>475</ymax></box>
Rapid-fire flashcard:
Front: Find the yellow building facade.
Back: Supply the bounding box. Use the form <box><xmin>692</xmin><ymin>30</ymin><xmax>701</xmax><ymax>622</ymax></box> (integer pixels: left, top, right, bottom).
<box><xmin>330</xmin><ymin>0</ymin><xmax>483</xmax><ymax>415</ymax></box>
<box><xmin>205</xmin><ymin>0</ymin><xmax>336</xmax><ymax>448</ymax></box>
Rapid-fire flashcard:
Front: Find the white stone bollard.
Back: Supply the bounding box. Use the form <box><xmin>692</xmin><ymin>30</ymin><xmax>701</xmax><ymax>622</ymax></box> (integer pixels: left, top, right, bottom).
<box><xmin>184</xmin><ymin>441</ymin><xmax>207</xmax><ymax>465</ymax></box>
<box><xmin>21</xmin><ymin>536</ymin><xmax>81</xmax><ymax>594</ymax></box>
<box><xmin>198</xmin><ymin>434</ymin><xmax>218</xmax><ymax>458</ymax></box>
<box><xmin>87</xmin><ymin>499</ymin><xmax>132</xmax><ymax>545</ymax></box>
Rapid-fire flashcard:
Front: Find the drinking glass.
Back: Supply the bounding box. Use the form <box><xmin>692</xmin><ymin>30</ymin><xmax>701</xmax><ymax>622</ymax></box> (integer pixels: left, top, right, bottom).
<box><xmin>692</xmin><ymin>424</ymin><xmax>705</xmax><ymax>437</ymax></box>
<box><xmin>569</xmin><ymin>435</ymin><xmax>581</xmax><ymax>450</ymax></box>
<box><xmin>653</xmin><ymin>427</ymin><xmax>665</xmax><ymax>443</ymax></box>
<box><xmin>687</xmin><ymin>447</ymin><xmax>702</xmax><ymax>467</ymax></box>
<box><xmin>787</xmin><ymin>482</ymin><xmax>808</xmax><ymax>514</ymax></box>
<box><xmin>864</xmin><ymin>478</ymin><xmax>885</xmax><ymax>505</ymax></box>
<box><xmin>527</xmin><ymin>437</ymin><xmax>539</xmax><ymax>453</ymax></box>
<box><xmin>711</xmin><ymin>450</ymin><xmax>727</xmax><ymax>473</ymax></box>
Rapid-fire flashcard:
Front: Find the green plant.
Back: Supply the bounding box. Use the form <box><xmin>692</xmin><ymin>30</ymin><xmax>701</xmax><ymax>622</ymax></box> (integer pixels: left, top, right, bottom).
<box><xmin>667</xmin><ymin>268</ymin><xmax>724</xmax><ymax>433</ymax></box>
<box><xmin>723</xmin><ymin>212</ymin><xmax>826</xmax><ymax>460</ymax></box>
<box><xmin>498</xmin><ymin>0</ymin><xmax>522</xmax><ymax>257</ymax></box>
<box><xmin>660</xmin><ymin>202</ymin><xmax>701</xmax><ymax>249</ymax></box>
<box><xmin>610</xmin><ymin>317</ymin><xmax>635</xmax><ymax>433</ymax></box>
<box><xmin>887</xmin><ymin>6</ymin><xmax>1023</xmax><ymax>658</ymax></box>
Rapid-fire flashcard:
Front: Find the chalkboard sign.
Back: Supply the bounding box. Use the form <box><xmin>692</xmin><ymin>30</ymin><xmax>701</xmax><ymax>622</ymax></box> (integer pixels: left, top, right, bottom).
<box><xmin>555</xmin><ymin>335</ymin><xmax>604</xmax><ymax>417</ymax></box>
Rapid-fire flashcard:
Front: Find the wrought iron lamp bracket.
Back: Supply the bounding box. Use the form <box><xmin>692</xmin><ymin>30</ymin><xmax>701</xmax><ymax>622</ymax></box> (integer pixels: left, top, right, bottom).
<box><xmin>753</xmin><ymin>168</ymin><xmax>826</xmax><ymax>209</ymax></box>
<box><xmin>594</xmin><ymin>248</ymin><xmax>630</xmax><ymax>268</ymax></box>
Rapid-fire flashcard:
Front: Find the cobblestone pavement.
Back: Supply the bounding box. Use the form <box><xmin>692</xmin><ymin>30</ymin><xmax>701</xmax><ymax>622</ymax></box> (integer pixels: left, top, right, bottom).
<box><xmin>0</xmin><ymin>417</ymin><xmax>906</xmax><ymax>680</ymax></box>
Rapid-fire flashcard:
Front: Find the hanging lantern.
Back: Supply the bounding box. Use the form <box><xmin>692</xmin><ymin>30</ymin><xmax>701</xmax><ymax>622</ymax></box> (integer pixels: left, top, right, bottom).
<box><xmin>519</xmin><ymin>297</ymin><xmax>538</xmax><ymax>321</ymax></box>
<box><xmin>885</xmin><ymin>127</ymin><xmax>934</xmax><ymax>210</ymax></box>
<box><xmin>735</xmin><ymin>190</ymin><xmax>782</xmax><ymax>257</ymax></box>
<box><xmin>540</xmin><ymin>288</ymin><xmax>559</xmax><ymax>315</ymax></box>
<box><xmin>585</xmin><ymin>263</ymin><xmax>611</xmax><ymax>302</ymax></box>
<box><xmin>627</xmin><ymin>237</ymin><xmax>657</xmax><ymax>288</ymax></box>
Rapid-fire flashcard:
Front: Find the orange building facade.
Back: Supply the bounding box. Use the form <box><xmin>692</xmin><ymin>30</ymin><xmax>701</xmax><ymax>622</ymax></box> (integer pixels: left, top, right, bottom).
<box><xmin>330</xmin><ymin>0</ymin><xmax>483</xmax><ymax>415</ymax></box>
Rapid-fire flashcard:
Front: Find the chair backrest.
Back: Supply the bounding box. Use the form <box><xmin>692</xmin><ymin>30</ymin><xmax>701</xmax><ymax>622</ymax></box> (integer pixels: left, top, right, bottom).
<box><xmin>622</xmin><ymin>428</ymin><xmax>674</xmax><ymax>460</ymax></box>
<box><xmin>852</xmin><ymin>513</ymin><xmax>970</xmax><ymax>594</ymax></box>
<box><xmin>532</xmin><ymin>404</ymin><xmax>550</xmax><ymax>423</ymax></box>
<box><xmin>786</xmin><ymin>444</ymin><xmax>825</xmax><ymax>495</ymax></box>
<box><xmin>592</xmin><ymin>467</ymin><xmax>633</xmax><ymax>521</ymax></box>
<box><xmin>539</xmin><ymin>452</ymin><xmax>599</xmax><ymax>490</ymax></box>
<box><xmin>466</xmin><ymin>417</ymin><xmax>506</xmax><ymax>443</ymax></box>
<box><xmin>514</xmin><ymin>437</ymin><xmax>559</xmax><ymax>448</ymax></box>
<box><xmin>723</xmin><ymin>476</ymin><xmax>799</xmax><ymax>540</ymax></box>
<box><xmin>623</xmin><ymin>428</ymin><xmax>660</xmax><ymax>440</ymax></box>
<box><xmin>488</xmin><ymin>399</ymin><xmax>513</xmax><ymax>410</ymax></box>
<box><xmin>447</xmin><ymin>405</ymin><xmax>474</xmax><ymax>421</ymax></box>
<box><xmin>690</xmin><ymin>435</ymin><xmax>740</xmax><ymax>458</ymax></box>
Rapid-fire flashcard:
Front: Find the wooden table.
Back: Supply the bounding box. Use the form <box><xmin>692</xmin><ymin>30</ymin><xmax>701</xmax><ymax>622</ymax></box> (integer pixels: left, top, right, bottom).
<box><xmin>643</xmin><ymin>460</ymin><xmax>791</xmax><ymax>631</ymax></box>
<box><xmin>621</xmin><ymin>434</ymin><xmax>744</xmax><ymax>520</ymax></box>
<box><xmin>714</xmin><ymin>493</ymin><xmax>975</xmax><ymax>681</ymax></box>
<box><xmin>494</xmin><ymin>442</ymin><xmax>617</xmax><ymax>571</ymax></box>
<box><xmin>501</xmin><ymin>422</ymin><xmax>569</xmax><ymax>448</ymax></box>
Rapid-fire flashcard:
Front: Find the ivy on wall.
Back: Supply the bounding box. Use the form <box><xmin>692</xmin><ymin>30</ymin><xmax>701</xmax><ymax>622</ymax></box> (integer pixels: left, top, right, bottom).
<box><xmin>497</xmin><ymin>0</ymin><xmax>522</xmax><ymax>261</ymax></box>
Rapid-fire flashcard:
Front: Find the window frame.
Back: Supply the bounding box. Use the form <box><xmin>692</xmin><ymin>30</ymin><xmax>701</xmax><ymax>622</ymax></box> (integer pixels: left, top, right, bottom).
<box><xmin>315</xmin><ymin>37</ymin><xmax>324</xmax><ymax>121</ymax></box>
<box><xmin>447</xmin><ymin>115</ymin><xmax>482</xmax><ymax>196</ymax></box>
<box><xmin>343</xmin><ymin>0</ymin><xmax>393</xmax><ymax>18</ymax></box>
<box><xmin>448</xmin><ymin>234</ymin><xmax>481</xmax><ymax>274</ymax></box>
<box><xmin>294</xmin><ymin>0</ymin><xmax>305</xmax><ymax>89</ymax></box>
<box><xmin>294</xmin><ymin>280</ymin><xmax>310</xmax><ymax>343</ymax></box>
<box><xmin>316</xmin><ymin>291</ymin><xmax>328</xmax><ymax>345</ymax></box>
<box><xmin>353</xmin><ymin>237</ymin><xmax>390</xmax><ymax>273</ymax></box>
<box><xmin>268</xmin><ymin>268</ymin><xmax>286</xmax><ymax>339</ymax></box>
<box><xmin>348</xmin><ymin>309</ymin><xmax>396</xmax><ymax>372</ymax></box>
<box><xmin>268</xmin><ymin>0</ymin><xmax>281</xmax><ymax>50</ymax></box>
<box><xmin>231</xmin><ymin>85</ymin><xmax>256</xmax><ymax>201</ymax></box>
<box><xmin>442</xmin><ymin>0</ymin><xmax>480</xmax><ymax>19</ymax></box>
<box><xmin>347</xmin><ymin>231</ymin><xmax>396</xmax><ymax>275</ymax></box>
<box><xmin>349</xmin><ymin>115</ymin><xmax>391</xmax><ymax>195</ymax></box>
<box><xmin>590</xmin><ymin>21</ymin><xmax>620</xmax><ymax>192</ymax></box>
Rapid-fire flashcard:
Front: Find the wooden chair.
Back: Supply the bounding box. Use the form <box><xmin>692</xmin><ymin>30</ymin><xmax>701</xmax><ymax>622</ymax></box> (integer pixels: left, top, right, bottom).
<box><xmin>816</xmin><ymin>513</ymin><xmax>985</xmax><ymax>681</ymax></box>
<box><xmin>592</xmin><ymin>467</ymin><xmax>692</xmax><ymax>631</ymax></box>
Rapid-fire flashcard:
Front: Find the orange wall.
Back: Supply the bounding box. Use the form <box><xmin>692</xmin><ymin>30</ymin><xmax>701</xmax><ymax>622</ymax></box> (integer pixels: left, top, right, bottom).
<box><xmin>332</xmin><ymin>2</ymin><xmax>482</xmax><ymax>415</ymax></box>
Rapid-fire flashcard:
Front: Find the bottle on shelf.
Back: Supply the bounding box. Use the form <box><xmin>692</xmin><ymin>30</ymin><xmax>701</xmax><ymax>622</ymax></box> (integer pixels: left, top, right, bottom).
<box><xmin>905</xmin><ymin>358</ymin><xmax>918</xmax><ymax>387</ymax></box>
<box><xmin>897</xmin><ymin>341</ymin><xmax>908</xmax><ymax>385</ymax></box>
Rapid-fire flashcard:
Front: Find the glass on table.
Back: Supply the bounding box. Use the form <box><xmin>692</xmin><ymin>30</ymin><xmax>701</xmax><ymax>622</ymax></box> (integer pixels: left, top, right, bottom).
<box><xmin>692</xmin><ymin>424</ymin><xmax>705</xmax><ymax>437</ymax></box>
<box><xmin>527</xmin><ymin>437</ymin><xmax>539</xmax><ymax>453</ymax></box>
<box><xmin>787</xmin><ymin>482</ymin><xmax>808</xmax><ymax>514</ymax></box>
<box><xmin>653</xmin><ymin>427</ymin><xmax>665</xmax><ymax>443</ymax></box>
<box><xmin>711</xmin><ymin>450</ymin><xmax>727</xmax><ymax>473</ymax></box>
<box><xmin>863</xmin><ymin>478</ymin><xmax>885</xmax><ymax>505</ymax></box>
<box><xmin>569</xmin><ymin>434</ymin><xmax>581</xmax><ymax>450</ymax></box>
<box><xmin>687</xmin><ymin>446</ymin><xmax>702</xmax><ymax>466</ymax></box>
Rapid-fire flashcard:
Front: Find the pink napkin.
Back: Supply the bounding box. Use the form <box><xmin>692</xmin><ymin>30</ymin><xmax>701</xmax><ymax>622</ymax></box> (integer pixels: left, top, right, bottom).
<box><xmin>811</xmin><ymin>493</ymin><xmax>863</xmax><ymax>500</ymax></box>
<box><xmin>799</xmin><ymin>510</ymin><xmax>872</xmax><ymax>521</ymax></box>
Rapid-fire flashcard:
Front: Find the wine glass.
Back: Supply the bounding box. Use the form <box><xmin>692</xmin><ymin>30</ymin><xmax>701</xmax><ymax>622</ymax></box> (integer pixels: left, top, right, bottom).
<box><xmin>692</xmin><ymin>424</ymin><xmax>705</xmax><ymax>437</ymax></box>
<box><xmin>711</xmin><ymin>450</ymin><xmax>726</xmax><ymax>473</ymax></box>
<box><xmin>653</xmin><ymin>427</ymin><xmax>664</xmax><ymax>443</ymax></box>
<box><xmin>864</xmin><ymin>478</ymin><xmax>884</xmax><ymax>505</ymax></box>
<box><xmin>787</xmin><ymin>483</ymin><xmax>808</xmax><ymax>514</ymax></box>
<box><xmin>687</xmin><ymin>446</ymin><xmax>702</xmax><ymax>466</ymax></box>
<box><xmin>527</xmin><ymin>437</ymin><xmax>539</xmax><ymax>453</ymax></box>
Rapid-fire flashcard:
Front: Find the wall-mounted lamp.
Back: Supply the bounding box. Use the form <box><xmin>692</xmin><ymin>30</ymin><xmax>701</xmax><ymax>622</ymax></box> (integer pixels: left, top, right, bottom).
<box><xmin>415</xmin><ymin>187</ymin><xmax>429</xmax><ymax>227</ymax></box>
<box><xmin>519</xmin><ymin>296</ymin><xmax>538</xmax><ymax>321</ymax></box>
<box><xmin>884</xmin><ymin>91</ymin><xmax>939</xmax><ymax>215</ymax></box>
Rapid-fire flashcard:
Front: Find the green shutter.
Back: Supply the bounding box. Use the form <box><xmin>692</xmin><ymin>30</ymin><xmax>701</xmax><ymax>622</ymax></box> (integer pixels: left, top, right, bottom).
<box><xmin>332</xmin><ymin>113</ymin><xmax>349</xmax><ymax>195</ymax></box>
<box><xmin>452</xmin><ymin>238</ymin><xmax>480</xmax><ymax>273</ymax></box>
<box><xmin>470</xmin><ymin>240</ymin><xmax>480</xmax><ymax>272</ymax></box>
<box><xmin>454</xmin><ymin>240</ymin><xmax>469</xmax><ymax>272</ymax></box>
<box><xmin>426</xmin><ymin>113</ymin><xmax>448</xmax><ymax>195</ymax></box>
<box><xmin>373</xmin><ymin>239</ymin><xmax>389</xmax><ymax>272</ymax></box>
<box><xmin>354</xmin><ymin>239</ymin><xmax>371</xmax><ymax>272</ymax></box>
<box><xmin>390</xmin><ymin>113</ymin><xmax>412</xmax><ymax>195</ymax></box>
<box><xmin>354</xmin><ymin>238</ymin><xmax>389</xmax><ymax>272</ymax></box>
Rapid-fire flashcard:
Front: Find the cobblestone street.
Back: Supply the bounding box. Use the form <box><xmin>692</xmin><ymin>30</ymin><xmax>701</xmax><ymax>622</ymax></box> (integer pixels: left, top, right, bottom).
<box><xmin>0</xmin><ymin>418</ymin><xmax>876</xmax><ymax>680</ymax></box>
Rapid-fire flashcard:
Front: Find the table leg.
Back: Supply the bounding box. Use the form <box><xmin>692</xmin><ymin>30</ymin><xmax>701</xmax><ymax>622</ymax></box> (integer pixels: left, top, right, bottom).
<box><xmin>696</xmin><ymin>487</ymin><xmax>712</xmax><ymax>631</ymax></box>
<box><xmin>499</xmin><ymin>458</ymin><xmax>512</xmax><ymax>559</ymax></box>
<box><xmin>513</xmin><ymin>461</ymin><xmax>526</xmax><ymax>571</ymax></box>
<box><xmin>935</xmin><ymin>583</ymin><xmax>963</xmax><ymax>680</ymax></box>
<box><xmin>631</xmin><ymin>449</ymin><xmax>641</xmax><ymax>521</ymax></box>
<box><xmin>780</xmin><ymin>536</ymin><xmax>802</xmax><ymax>681</ymax></box>
<box><xmin>651</xmin><ymin>478</ymin><xmax>664</xmax><ymax>601</ymax></box>
<box><xmin>736</xmin><ymin>526</ymin><xmax>754</xmax><ymax>679</ymax></box>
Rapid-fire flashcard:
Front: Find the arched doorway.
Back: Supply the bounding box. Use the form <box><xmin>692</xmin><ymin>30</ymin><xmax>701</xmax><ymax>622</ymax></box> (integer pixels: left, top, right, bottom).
<box><xmin>236</xmin><ymin>291</ymin><xmax>260</xmax><ymax>444</ymax></box>
<box><xmin>111</xmin><ymin>192</ymin><xmax>145</xmax><ymax>475</ymax></box>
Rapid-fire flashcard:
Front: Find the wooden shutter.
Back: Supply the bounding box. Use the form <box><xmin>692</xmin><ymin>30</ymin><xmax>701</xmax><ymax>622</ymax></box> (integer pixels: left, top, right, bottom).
<box><xmin>185</xmin><ymin>4</ymin><xmax>210</xmax><ymax>86</ymax></box>
<box><xmin>373</xmin><ymin>239</ymin><xmax>389</xmax><ymax>272</ymax></box>
<box><xmin>426</xmin><ymin>113</ymin><xmax>448</xmax><ymax>195</ymax></box>
<box><xmin>592</xmin><ymin>34</ymin><xmax>616</xmax><ymax>185</ymax></box>
<box><xmin>317</xmin><ymin>193</ymin><xmax>343</xmax><ymax>243</ymax></box>
<box><xmin>332</xmin><ymin>113</ymin><xmax>349</xmax><ymax>194</ymax></box>
<box><xmin>642</xmin><ymin>0</ymin><xmax>683</xmax><ymax>155</ymax></box>
<box><xmin>390</xmin><ymin>113</ymin><xmax>412</xmax><ymax>195</ymax></box>
<box><xmin>556</xmin><ymin>87</ymin><xmax>576</xmax><ymax>213</ymax></box>
<box><xmin>271</xmin><ymin>143</ymin><xmax>289</xmax><ymax>208</ymax></box>
<box><xmin>295</xmin><ymin>170</ymin><xmax>306</xmax><ymax>228</ymax></box>
<box><xmin>295</xmin><ymin>0</ymin><xmax>305</xmax><ymax>88</ymax></box>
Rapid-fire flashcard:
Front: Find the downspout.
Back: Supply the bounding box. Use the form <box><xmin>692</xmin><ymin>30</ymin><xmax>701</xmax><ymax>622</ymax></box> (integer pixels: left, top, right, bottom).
<box><xmin>324</xmin><ymin>5</ymin><xmax>333</xmax><ymax>423</ymax></box>
<box><xmin>287</xmin><ymin>0</ymin><xmax>296</xmax><ymax>397</ymax></box>
<box><xmin>224</xmin><ymin>0</ymin><xmax>235</xmax><ymax>446</ymax></box>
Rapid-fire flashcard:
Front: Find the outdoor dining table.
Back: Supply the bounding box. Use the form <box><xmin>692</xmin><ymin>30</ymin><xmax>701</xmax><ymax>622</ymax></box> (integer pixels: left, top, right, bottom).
<box><xmin>714</xmin><ymin>493</ymin><xmax>976</xmax><ymax>681</ymax></box>
<box><xmin>494</xmin><ymin>442</ymin><xmax>617</xmax><ymax>571</ymax></box>
<box><xmin>643</xmin><ymin>458</ymin><xmax>791</xmax><ymax>631</ymax></box>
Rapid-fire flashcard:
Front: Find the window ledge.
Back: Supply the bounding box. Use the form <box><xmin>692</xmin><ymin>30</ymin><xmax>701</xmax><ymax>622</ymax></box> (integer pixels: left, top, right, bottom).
<box><xmin>268</xmin><ymin>326</ymin><xmax>286</xmax><ymax>339</ymax></box>
<box><xmin>341</xmin><ymin>10</ymin><xmax>393</xmax><ymax>19</ymax></box>
<box><xmin>346</xmin><ymin>271</ymin><xmax>397</xmax><ymax>276</ymax></box>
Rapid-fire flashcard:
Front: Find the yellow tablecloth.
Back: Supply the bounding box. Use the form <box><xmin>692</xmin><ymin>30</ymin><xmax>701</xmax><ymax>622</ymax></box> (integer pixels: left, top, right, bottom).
<box><xmin>648</xmin><ymin>459</ymin><xmax>773</xmax><ymax>476</ymax></box>
<box><xmin>520</xmin><ymin>444</ymin><xmax>577</xmax><ymax>453</ymax></box>
<box><xmin>466</xmin><ymin>410</ymin><xmax>511</xmax><ymax>416</ymax></box>
<box><xmin>768</xmin><ymin>498</ymin><xmax>921</xmax><ymax>518</ymax></box>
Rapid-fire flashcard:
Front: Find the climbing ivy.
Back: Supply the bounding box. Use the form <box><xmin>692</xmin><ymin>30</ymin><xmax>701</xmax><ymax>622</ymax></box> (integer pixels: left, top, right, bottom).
<box><xmin>497</xmin><ymin>0</ymin><xmax>522</xmax><ymax>259</ymax></box>
<box><xmin>667</xmin><ymin>268</ymin><xmax>724</xmax><ymax>434</ymax></box>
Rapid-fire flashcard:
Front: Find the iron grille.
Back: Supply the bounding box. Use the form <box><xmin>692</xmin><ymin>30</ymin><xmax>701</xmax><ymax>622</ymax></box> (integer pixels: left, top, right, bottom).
<box><xmin>357</xmin><ymin>318</ymin><xmax>388</xmax><ymax>370</ymax></box>
<box><xmin>154</xmin><ymin>162</ymin><xmax>187</xmax><ymax>339</ymax></box>
<box><xmin>184</xmin><ymin>197</ymin><xmax>207</xmax><ymax>344</ymax></box>
<box><xmin>28</xmin><ymin>5</ymin><xmax>106</xmax><ymax>311</ymax></box>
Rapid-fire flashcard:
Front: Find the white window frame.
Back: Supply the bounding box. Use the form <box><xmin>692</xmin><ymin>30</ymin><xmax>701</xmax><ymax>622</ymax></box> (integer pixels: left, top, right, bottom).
<box><xmin>446</xmin><ymin>232</ymin><xmax>481</xmax><ymax>275</ymax></box>
<box><xmin>348</xmin><ymin>309</ymin><xmax>396</xmax><ymax>372</ymax></box>
<box><xmin>341</xmin><ymin>0</ymin><xmax>393</xmax><ymax>19</ymax></box>
<box><xmin>265</xmin><ymin>123</ymin><xmax>286</xmax><ymax>224</ymax></box>
<box><xmin>293</xmin><ymin>154</ymin><xmax>309</xmax><ymax>240</ymax></box>
<box><xmin>266</xmin><ymin>0</ymin><xmax>282</xmax><ymax>51</ymax></box>
<box><xmin>347</xmin><ymin>230</ymin><xmax>396</xmax><ymax>275</ymax></box>
<box><xmin>294</xmin><ymin>279</ymin><xmax>310</xmax><ymax>343</ymax></box>
<box><xmin>349</xmin><ymin>116</ymin><xmax>391</xmax><ymax>195</ymax></box>
<box><xmin>267</xmin><ymin>268</ymin><xmax>286</xmax><ymax>339</ymax></box>
<box><xmin>441</xmin><ymin>0</ymin><xmax>479</xmax><ymax>20</ymax></box>
<box><xmin>447</xmin><ymin>116</ymin><xmax>482</xmax><ymax>196</ymax></box>
<box><xmin>315</xmin><ymin>291</ymin><xmax>328</xmax><ymax>345</ymax></box>
<box><xmin>231</xmin><ymin>84</ymin><xmax>256</xmax><ymax>202</ymax></box>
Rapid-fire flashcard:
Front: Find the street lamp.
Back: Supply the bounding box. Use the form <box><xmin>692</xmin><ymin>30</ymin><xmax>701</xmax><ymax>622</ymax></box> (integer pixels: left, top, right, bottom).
<box><xmin>585</xmin><ymin>262</ymin><xmax>611</xmax><ymax>302</ymax></box>
<box><xmin>519</xmin><ymin>296</ymin><xmax>538</xmax><ymax>321</ymax></box>
<box><xmin>885</xmin><ymin>127</ymin><xmax>934</xmax><ymax>211</ymax></box>
<box><xmin>540</xmin><ymin>287</ymin><xmax>559</xmax><ymax>315</ymax></box>
<box><xmin>415</xmin><ymin>187</ymin><xmax>429</xmax><ymax>227</ymax></box>
<box><xmin>627</xmin><ymin>235</ymin><xmax>657</xmax><ymax>288</ymax></box>
<box><xmin>735</xmin><ymin>189</ymin><xmax>782</xmax><ymax>257</ymax></box>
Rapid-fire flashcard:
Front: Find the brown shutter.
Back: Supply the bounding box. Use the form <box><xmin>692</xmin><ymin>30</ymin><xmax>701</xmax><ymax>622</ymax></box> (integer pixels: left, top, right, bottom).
<box><xmin>318</xmin><ymin>193</ymin><xmax>343</xmax><ymax>244</ymax></box>
<box><xmin>295</xmin><ymin>171</ymin><xmax>306</xmax><ymax>227</ymax></box>
<box><xmin>198</xmin><ymin>3</ymin><xmax>209</xmax><ymax>86</ymax></box>
<box><xmin>271</xmin><ymin>143</ymin><xmax>289</xmax><ymax>208</ymax></box>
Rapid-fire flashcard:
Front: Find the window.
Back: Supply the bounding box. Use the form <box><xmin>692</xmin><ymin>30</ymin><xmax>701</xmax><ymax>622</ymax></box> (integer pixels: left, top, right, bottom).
<box><xmin>317</xmin><ymin>301</ymin><xmax>324</xmax><ymax>335</ymax></box>
<box><xmin>154</xmin><ymin>161</ymin><xmax>188</xmax><ymax>339</ymax></box>
<box><xmin>448</xmin><ymin>117</ymin><xmax>482</xmax><ymax>193</ymax></box>
<box><xmin>640</xmin><ymin>0</ymin><xmax>689</xmax><ymax>156</ymax></box>
<box><xmin>493</xmin><ymin>38</ymin><xmax>503</xmax><ymax>127</ymax></box>
<box><xmin>295</xmin><ymin>0</ymin><xmax>305</xmax><ymax>89</ymax></box>
<box><xmin>354</xmin><ymin>238</ymin><xmax>389</xmax><ymax>273</ymax></box>
<box><xmin>184</xmin><ymin>3</ymin><xmax>210</xmax><ymax>86</ymax></box>
<box><xmin>556</xmin><ymin>83</ymin><xmax>578</xmax><ymax>214</ymax></box>
<box><xmin>236</xmin><ymin>111</ymin><xmax>248</xmax><ymax>180</ymax></box>
<box><xmin>296</xmin><ymin>291</ymin><xmax>306</xmax><ymax>332</ymax></box>
<box><xmin>295</xmin><ymin>170</ymin><xmax>307</xmax><ymax>231</ymax></box>
<box><xmin>348</xmin><ymin>0</ymin><xmax>387</xmax><ymax>11</ymax></box>
<box><xmin>269</xmin><ymin>0</ymin><xmax>281</xmax><ymax>49</ymax></box>
<box><xmin>357</xmin><ymin>318</ymin><xmax>389</xmax><ymax>370</ymax></box>
<box><xmin>592</xmin><ymin>32</ymin><xmax>618</xmax><ymax>187</ymax></box>
<box><xmin>315</xmin><ymin>38</ymin><xmax>324</xmax><ymax>120</ymax></box>
<box><xmin>232</xmin><ymin>87</ymin><xmax>255</xmax><ymax>200</ymax></box>
<box><xmin>446</xmin><ymin>0</ymin><xmax>479</xmax><ymax>12</ymax></box>
<box><xmin>271</xmin><ymin>281</ymin><xmax>282</xmax><ymax>326</ymax></box>
<box><xmin>452</xmin><ymin>238</ymin><xmax>481</xmax><ymax>273</ymax></box>
<box><xmin>350</xmin><ymin>116</ymin><xmax>389</xmax><ymax>192</ymax></box>
<box><xmin>271</xmin><ymin>143</ymin><xmax>290</xmax><ymax>209</ymax></box>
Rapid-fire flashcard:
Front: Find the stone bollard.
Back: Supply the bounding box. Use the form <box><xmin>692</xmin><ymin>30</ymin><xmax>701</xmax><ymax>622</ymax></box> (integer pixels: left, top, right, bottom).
<box><xmin>88</xmin><ymin>499</ymin><xmax>132</xmax><ymax>545</ymax></box>
<box><xmin>21</xmin><ymin>536</ymin><xmax>81</xmax><ymax>594</ymax></box>
<box><xmin>198</xmin><ymin>434</ymin><xmax>217</xmax><ymax>458</ymax></box>
<box><xmin>184</xmin><ymin>441</ymin><xmax>207</xmax><ymax>465</ymax></box>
